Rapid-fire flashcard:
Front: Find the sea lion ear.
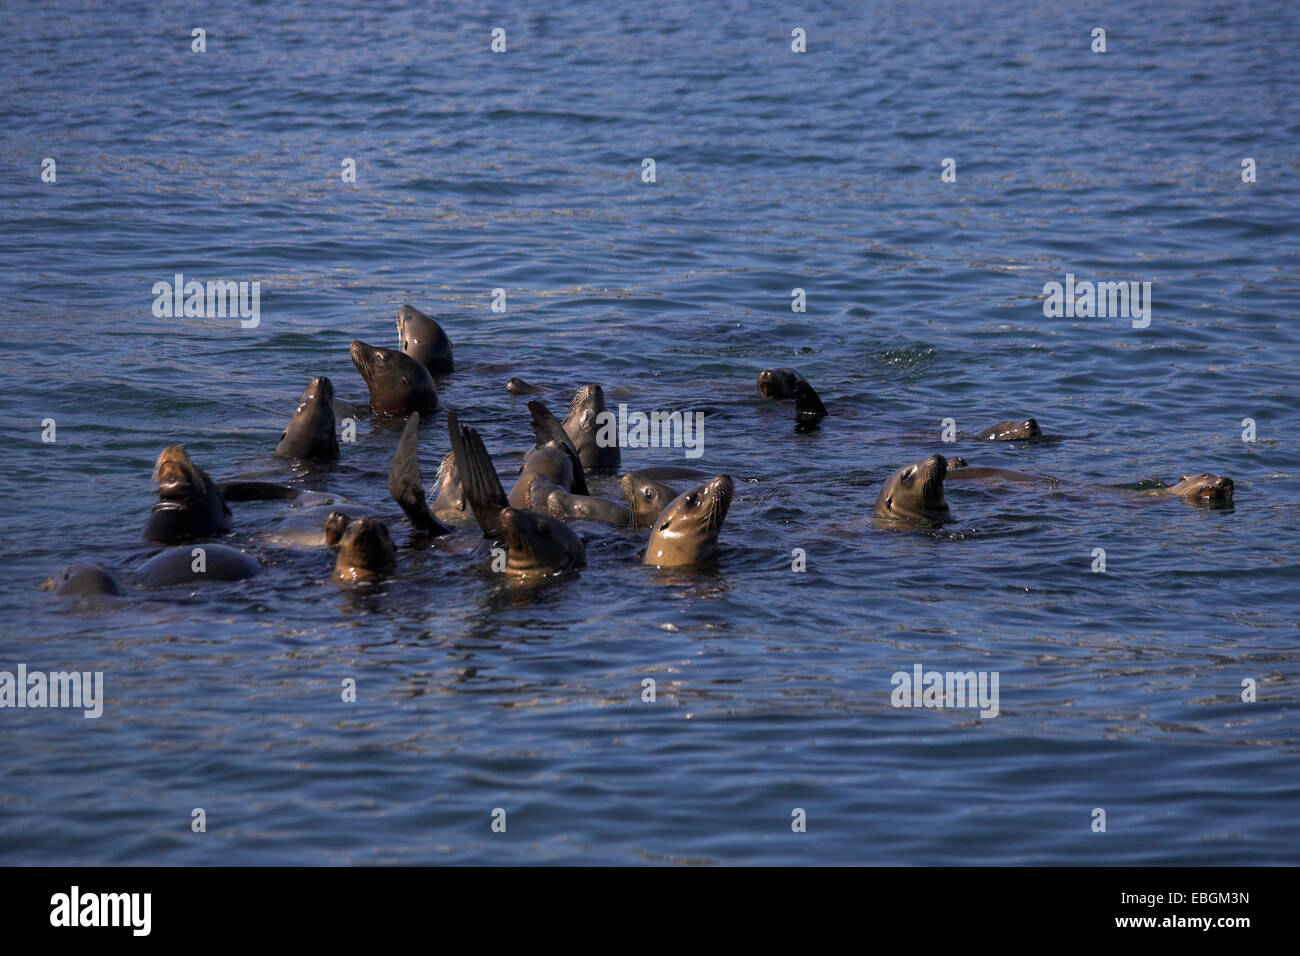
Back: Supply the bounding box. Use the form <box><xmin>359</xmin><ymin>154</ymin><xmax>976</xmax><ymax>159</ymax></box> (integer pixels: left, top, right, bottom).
<box><xmin>278</xmin><ymin>431</ymin><xmax>286</xmax><ymax>442</ymax></box>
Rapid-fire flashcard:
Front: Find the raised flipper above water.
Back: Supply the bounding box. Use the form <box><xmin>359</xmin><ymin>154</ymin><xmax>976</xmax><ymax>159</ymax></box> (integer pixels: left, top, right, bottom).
<box><xmin>388</xmin><ymin>412</ymin><xmax>452</xmax><ymax>536</ymax></box>
<box><xmin>447</xmin><ymin>411</ymin><xmax>510</xmax><ymax>538</ymax></box>
<box><xmin>528</xmin><ymin>399</ymin><xmax>589</xmax><ymax>497</ymax></box>
<box><xmin>448</xmin><ymin>412</ymin><xmax>585</xmax><ymax>577</ymax></box>
<box><xmin>794</xmin><ymin>381</ymin><xmax>827</xmax><ymax>429</ymax></box>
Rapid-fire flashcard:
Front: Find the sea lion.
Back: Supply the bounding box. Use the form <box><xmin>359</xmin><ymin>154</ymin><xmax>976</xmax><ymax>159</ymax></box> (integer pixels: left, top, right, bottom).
<box><xmin>143</xmin><ymin>446</ymin><xmax>232</xmax><ymax>544</ymax></box>
<box><xmin>497</xmin><ymin>506</ymin><xmax>587</xmax><ymax>577</ymax></box>
<box><xmin>972</xmin><ymin>418</ymin><xmax>1041</xmax><ymax>441</ymax></box>
<box><xmin>509</xmin><ymin>446</ymin><xmax>574</xmax><ymax>509</ymax></box>
<box><xmin>387</xmin><ymin>412</ymin><xmax>453</xmax><ymax>536</ymax></box>
<box><xmin>757</xmin><ymin>368</ymin><xmax>807</xmax><ymax>400</ymax></box>
<box><xmin>947</xmin><ymin>465</ymin><xmax>1233</xmax><ymax>506</ymax></box>
<box><xmin>138</xmin><ymin>543</ymin><xmax>260</xmax><ymax>587</ymax></box>
<box><xmin>563</xmin><ymin>384</ymin><xmax>620</xmax><ymax>474</ymax></box>
<box><xmin>505</xmin><ymin>399</ymin><xmax>590</xmax><ymax>508</ymax></box>
<box><xmin>622</xmin><ymin>471</ymin><xmax>682</xmax><ymax>529</ymax></box>
<box><xmin>531</xmin><ymin>478</ymin><xmax>636</xmax><ymax>528</ymax></box>
<box><xmin>396</xmin><ymin>304</ymin><xmax>454</xmax><ymax>375</ymax></box>
<box><xmin>644</xmin><ymin>475</ymin><xmax>735</xmax><ymax>568</ymax></box>
<box><xmin>350</xmin><ymin>340</ymin><xmax>438</xmax><ymax>416</ymax></box>
<box><xmin>757</xmin><ymin>367</ymin><xmax>806</xmax><ymax>400</ymax></box>
<box><xmin>506</xmin><ymin>377</ymin><xmax>543</xmax><ymax>395</ymax></box>
<box><xmin>447</xmin><ymin>411</ymin><xmax>586</xmax><ymax>578</ymax></box>
<box><xmin>41</xmin><ymin>564</ymin><xmax>124</xmax><ymax>596</ymax></box>
<box><xmin>275</xmin><ymin>376</ymin><xmax>339</xmax><ymax>461</ymax></box>
<box><xmin>1143</xmin><ymin>473</ymin><xmax>1234</xmax><ymax>504</ymax></box>
<box><xmin>333</xmin><ymin>517</ymin><xmax>397</xmax><ymax>583</ymax></box>
<box><xmin>873</xmin><ymin>454</ymin><xmax>951</xmax><ymax>526</ymax></box>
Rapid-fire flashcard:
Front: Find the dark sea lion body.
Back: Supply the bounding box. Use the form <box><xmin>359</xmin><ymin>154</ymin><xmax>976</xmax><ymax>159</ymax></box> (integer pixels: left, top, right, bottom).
<box><xmin>972</xmin><ymin>418</ymin><xmax>1041</xmax><ymax>441</ymax></box>
<box><xmin>873</xmin><ymin>454</ymin><xmax>951</xmax><ymax>527</ymax></box>
<box><xmin>350</xmin><ymin>340</ymin><xmax>438</xmax><ymax>416</ymax></box>
<box><xmin>275</xmin><ymin>376</ymin><xmax>339</xmax><ymax>461</ymax></box>
<box><xmin>794</xmin><ymin>381</ymin><xmax>828</xmax><ymax>428</ymax></box>
<box><xmin>644</xmin><ymin>475</ymin><xmax>734</xmax><ymax>567</ymax></box>
<box><xmin>143</xmin><ymin>446</ymin><xmax>232</xmax><ymax>544</ymax></box>
<box><xmin>138</xmin><ymin>543</ymin><xmax>260</xmax><ymax>587</ymax></box>
<box><xmin>563</xmin><ymin>384</ymin><xmax>619</xmax><ymax>474</ymax></box>
<box><xmin>333</xmin><ymin>517</ymin><xmax>397</xmax><ymax>583</ymax></box>
<box><xmin>42</xmin><ymin>564</ymin><xmax>124</xmax><ymax>596</ymax></box>
<box><xmin>396</xmin><ymin>304</ymin><xmax>454</xmax><ymax>375</ymax></box>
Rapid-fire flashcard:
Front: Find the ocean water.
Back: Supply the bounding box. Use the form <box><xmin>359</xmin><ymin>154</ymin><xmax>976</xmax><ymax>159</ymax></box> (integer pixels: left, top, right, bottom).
<box><xmin>1</xmin><ymin>0</ymin><xmax>1297</xmax><ymax>865</ymax></box>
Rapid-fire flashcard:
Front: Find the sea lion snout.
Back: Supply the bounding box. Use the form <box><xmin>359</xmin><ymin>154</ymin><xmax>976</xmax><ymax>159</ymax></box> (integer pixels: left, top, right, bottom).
<box><xmin>349</xmin><ymin>340</ymin><xmax>377</xmax><ymax>371</ymax></box>
<box><xmin>306</xmin><ymin>376</ymin><xmax>333</xmax><ymax>401</ymax></box>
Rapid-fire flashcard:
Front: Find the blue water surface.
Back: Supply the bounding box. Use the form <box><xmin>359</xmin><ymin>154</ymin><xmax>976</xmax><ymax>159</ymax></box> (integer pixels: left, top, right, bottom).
<box><xmin>0</xmin><ymin>0</ymin><xmax>1297</xmax><ymax>864</ymax></box>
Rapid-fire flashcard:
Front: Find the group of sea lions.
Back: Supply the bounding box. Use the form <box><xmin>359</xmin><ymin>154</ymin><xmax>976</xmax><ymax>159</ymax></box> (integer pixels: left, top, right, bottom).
<box><xmin>41</xmin><ymin>304</ymin><xmax>1235</xmax><ymax>596</ymax></box>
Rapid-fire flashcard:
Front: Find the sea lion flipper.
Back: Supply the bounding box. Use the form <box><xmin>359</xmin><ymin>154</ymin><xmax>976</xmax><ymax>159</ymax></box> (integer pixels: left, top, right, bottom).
<box><xmin>447</xmin><ymin>412</ymin><xmax>508</xmax><ymax>538</ymax></box>
<box><xmin>389</xmin><ymin>412</ymin><xmax>451</xmax><ymax>536</ymax></box>
<box><xmin>794</xmin><ymin>381</ymin><xmax>827</xmax><ymax>427</ymax></box>
<box><xmin>528</xmin><ymin>399</ymin><xmax>589</xmax><ymax>497</ymax></box>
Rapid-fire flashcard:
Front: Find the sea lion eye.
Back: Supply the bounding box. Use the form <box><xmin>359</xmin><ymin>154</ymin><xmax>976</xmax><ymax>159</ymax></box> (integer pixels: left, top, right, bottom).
<box><xmin>902</xmin><ymin>469</ymin><xmax>914</xmax><ymax>482</ymax></box>
<box><xmin>886</xmin><ymin>496</ymin><xmax>893</xmax><ymax>509</ymax></box>
<box><xmin>687</xmin><ymin>494</ymin><xmax>700</xmax><ymax>508</ymax></box>
<box><xmin>644</xmin><ymin>489</ymin><xmax>653</xmax><ymax>499</ymax></box>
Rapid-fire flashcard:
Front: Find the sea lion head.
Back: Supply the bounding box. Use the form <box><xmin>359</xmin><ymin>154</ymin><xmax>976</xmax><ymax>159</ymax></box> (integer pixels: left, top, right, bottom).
<box><xmin>644</xmin><ymin>475</ymin><xmax>735</xmax><ymax>567</ymax></box>
<box><xmin>333</xmin><ymin>517</ymin><xmax>397</xmax><ymax>583</ymax></box>
<box><xmin>621</xmin><ymin>471</ymin><xmax>679</xmax><ymax>529</ymax></box>
<box><xmin>757</xmin><ymin>368</ymin><xmax>803</xmax><ymax>400</ymax></box>
<box><xmin>1169</xmin><ymin>473</ymin><xmax>1234</xmax><ymax>504</ymax></box>
<box><xmin>350</xmin><ymin>340</ymin><xmax>437</xmax><ymax>416</ymax></box>
<box><xmin>154</xmin><ymin>445</ymin><xmax>207</xmax><ymax>501</ymax></box>
<box><xmin>396</xmin><ymin>304</ymin><xmax>454</xmax><ymax>374</ymax></box>
<box><xmin>874</xmin><ymin>454</ymin><xmax>951</xmax><ymax>526</ymax></box>
<box><xmin>145</xmin><ymin>445</ymin><xmax>231</xmax><ymax>543</ymax></box>
<box><xmin>323</xmin><ymin>510</ymin><xmax>352</xmax><ymax>549</ymax></box>
<box><xmin>506</xmin><ymin>376</ymin><xmax>541</xmax><ymax>395</ymax></box>
<box><xmin>498</xmin><ymin>507</ymin><xmax>586</xmax><ymax>577</ymax></box>
<box><xmin>563</xmin><ymin>383</ymin><xmax>619</xmax><ymax>473</ymax></box>
<box><xmin>41</xmin><ymin>564</ymin><xmax>124</xmax><ymax>596</ymax></box>
<box><xmin>275</xmin><ymin>376</ymin><xmax>338</xmax><ymax>461</ymax></box>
